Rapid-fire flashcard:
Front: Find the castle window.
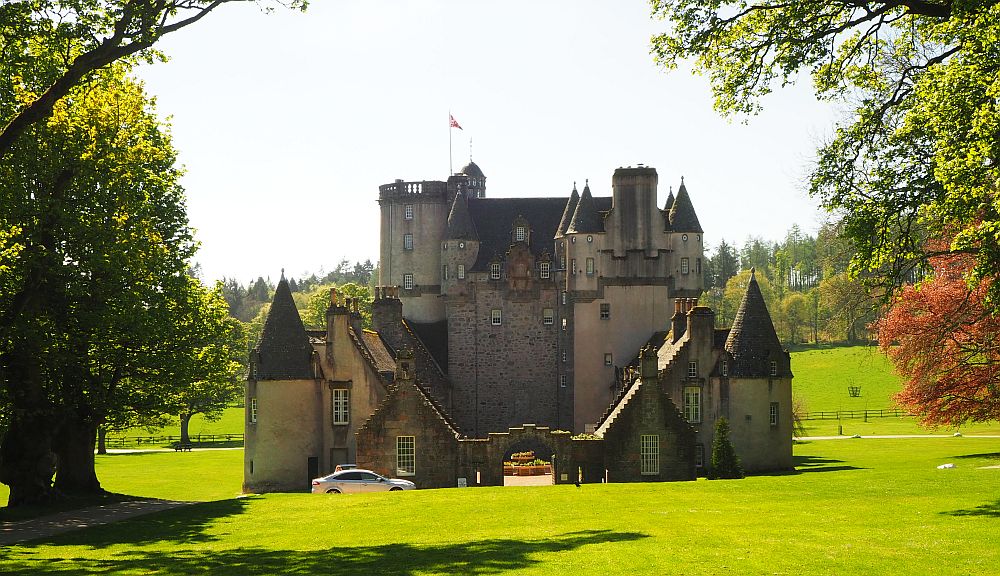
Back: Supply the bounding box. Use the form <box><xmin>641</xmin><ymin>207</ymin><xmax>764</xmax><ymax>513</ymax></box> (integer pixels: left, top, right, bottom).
<box><xmin>721</xmin><ymin>360</ymin><xmax>728</xmax><ymax>377</ymax></box>
<box><xmin>600</xmin><ymin>303</ymin><xmax>610</xmax><ymax>320</ymax></box>
<box><xmin>396</xmin><ymin>436</ymin><xmax>415</xmax><ymax>476</ymax></box>
<box><xmin>403</xmin><ymin>273</ymin><xmax>414</xmax><ymax>290</ymax></box>
<box><xmin>562</xmin><ymin>351</ymin><xmax>567</xmax><ymax>363</ymax></box>
<box><xmin>688</xmin><ymin>361</ymin><xmax>698</xmax><ymax>378</ymax></box>
<box><xmin>770</xmin><ymin>402</ymin><xmax>779</xmax><ymax>426</ymax></box>
<box><xmin>682</xmin><ymin>234</ymin><xmax>688</xmax><ymax>242</ymax></box>
<box><xmin>696</xmin><ymin>258</ymin><xmax>702</xmax><ymax>275</ymax></box>
<box><xmin>250</xmin><ymin>398</ymin><xmax>257</xmax><ymax>423</ymax></box>
<box><xmin>404</xmin><ymin>204</ymin><xmax>413</xmax><ymax>220</ymax></box>
<box><xmin>641</xmin><ymin>435</ymin><xmax>659</xmax><ymax>475</ymax></box>
<box><xmin>543</xmin><ymin>308</ymin><xmax>554</xmax><ymax>325</ymax></box>
<box><xmin>442</xmin><ymin>242</ymin><xmax>448</xmax><ymax>250</ymax></box>
<box><xmin>681</xmin><ymin>257</ymin><xmax>690</xmax><ymax>275</ymax></box>
<box><xmin>442</xmin><ymin>265</ymin><xmax>449</xmax><ymax>281</ymax></box>
<box><xmin>571</xmin><ymin>259</ymin><xmax>577</xmax><ymax>275</ymax></box>
<box><xmin>250</xmin><ymin>361</ymin><xmax>257</xmax><ymax>380</ymax></box>
<box><xmin>457</xmin><ymin>264</ymin><xmax>466</xmax><ymax>279</ymax></box>
<box><xmin>695</xmin><ymin>444</ymin><xmax>705</xmax><ymax>468</ymax></box>
<box><xmin>490</xmin><ymin>263</ymin><xmax>501</xmax><ymax>280</ymax></box>
<box><xmin>604</xmin><ymin>353</ymin><xmax>613</xmax><ymax>366</ymax></box>
<box><xmin>491</xmin><ymin>309</ymin><xmax>502</xmax><ymax>325</ymax></box>
<box><xmin>540</xmin><ymin>262</ymin><xmax>550</xmax><ymax>279</ymax></box>
<box><xmin>515</xmin><ymin>226</ymin><xmax>526</xmax><ymax>242</ymax></box>
<box><xmin>586</xmin><ymin>258</ymin><xmax>595</xmax><ymax>275</ymax></box>
<box><xmin>562</xmin><ymin>292</ymin><xmax>567</xmax><ymax>305</ymax></box>
<box><xmin>560</xmin><ymin>375</ymin><xmax>567</xmax><ymax>388</ymax></box>
<box><xmin>561</xmin><ymin>318</ymin><xmax>567</xmax><ymax>330</ymax></box>
<box><xmin>770</xmin><ymin>361</ymin><xmax>777</xmax><ymax>376</ymax></box>
<box><xmin>683</xmin><ymin>387</ymin><xmax>701</xmax><ymax>423</ymax></box>
<box><xmin>332</xmin><ymin>389</ymin><xmax>349</xmax><ymax>425</ymax></box>
<box><xmin>403</xmin><ymin>233</ymin><xmax>413</xmax><ymax>250</ymax></box>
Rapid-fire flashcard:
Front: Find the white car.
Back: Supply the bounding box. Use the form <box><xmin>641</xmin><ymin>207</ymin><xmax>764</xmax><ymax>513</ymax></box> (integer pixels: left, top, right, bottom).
<box><xmin>311</xmin><ymin>469</ymin><xmax>416</xmax><ymax>493</ymax></box>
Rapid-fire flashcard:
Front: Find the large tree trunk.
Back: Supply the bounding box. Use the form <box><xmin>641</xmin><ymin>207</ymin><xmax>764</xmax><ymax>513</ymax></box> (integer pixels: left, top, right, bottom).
<box><xmin>53</xmin><ymin>414</ymin><xmax>102</xmax><ymax>495</ymax></box>
<box><xmin>97</xmin><ymin>426</ymin><xmax>107</xmax><ymax>455</ymax></box>
<box><xmin>180</xmin><ymin>412</ymin><xmax>193</xmax><ymax>444</ymax></box>
<box><xmin>0</xmin><ymin>346</ymin><xmax>58</xmax><ymax>507</ymax></box>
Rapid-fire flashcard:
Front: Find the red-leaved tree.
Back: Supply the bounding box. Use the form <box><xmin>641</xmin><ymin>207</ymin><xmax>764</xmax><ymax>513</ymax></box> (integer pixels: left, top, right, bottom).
<box><xmin>878</xmin><ymin>250</ymin><xmax>1000</xmax><ymax>425</ymax></box>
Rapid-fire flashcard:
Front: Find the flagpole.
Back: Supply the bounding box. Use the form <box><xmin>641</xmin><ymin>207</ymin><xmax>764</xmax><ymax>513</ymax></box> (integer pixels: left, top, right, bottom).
<box><xmin>448</xmin><ymin>110</ymin><xmax>453</xmax><ymax>176</ymax></box>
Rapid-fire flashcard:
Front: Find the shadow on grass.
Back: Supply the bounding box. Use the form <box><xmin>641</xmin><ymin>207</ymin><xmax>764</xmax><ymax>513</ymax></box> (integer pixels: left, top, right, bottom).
<box><xmin>0</xmin><ymin>493</ymin><xmax>143</xmax><ymax>524</ymax></box>
<box><xmin>3</xmin><ymin>529</ymin><xmax>647</xmax><ymax>575</ymax></box>
<box><xmin>15</xmin><ymin>497</ymin><xmax>253</xmax><ymax>549</ymax></box>
<box><xmin>942</xmin><ymin>499</ymin><xmax>1000</xmax><ymax>518</ymax></box>
<box><xmin>951</xmin><ymin>452</ymin><xmax>1000</xmax><ymax>460</ymax></box>
<box><xmin>791</xmin><ymin>454</ymin><xmax>865</xmax><ymax>474</ymax></box>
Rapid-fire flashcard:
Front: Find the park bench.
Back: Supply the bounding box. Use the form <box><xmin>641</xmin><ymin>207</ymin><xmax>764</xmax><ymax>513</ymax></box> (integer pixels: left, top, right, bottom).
<box><xmin>173</xmin><ymin>442</ymin><xmax>193</xmax><ymax>452</ymax></box>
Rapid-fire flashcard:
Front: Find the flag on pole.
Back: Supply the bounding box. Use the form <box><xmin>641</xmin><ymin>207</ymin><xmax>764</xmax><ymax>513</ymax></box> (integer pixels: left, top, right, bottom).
<box><xmin>450</xmin><ymin>114</ymin><xmax>463</xmax><ymax>130</ymax></box>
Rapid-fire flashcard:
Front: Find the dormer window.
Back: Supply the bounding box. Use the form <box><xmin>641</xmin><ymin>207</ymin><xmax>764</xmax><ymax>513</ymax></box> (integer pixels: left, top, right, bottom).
<box><xmin>515</xmin><ymin>226</ymin><xmax>526</xmax><ymax>242</ymax></box>
<box><xmin>490</xmin><ymin>262</ymin><xmax>501</xmax><ymax>280</ymax></box>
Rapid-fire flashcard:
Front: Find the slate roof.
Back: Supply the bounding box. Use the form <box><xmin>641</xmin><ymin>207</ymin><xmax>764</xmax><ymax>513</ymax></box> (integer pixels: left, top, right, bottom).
<box><xmin>663</xmin><ymin>188</ymin><xmax>675</xmax><ymax>212</ymax></box>
<box><xmin>668</xmin><ymin>181</ymin><xmax>703</xmax><ymax>233</ymax></box>
<box><xmin>360</xmin><ymin>330</ymin><xmax>396</xmax><ymax>374</ymax></box>
<box><xmin>447</xmin><ymin>191</ymin><xmax>478</xmax><ymax>240</ymax></box>
<box><xmin>407</xmin><ymin>320</ymin><xmax>449</xmax><ymax>370</ymax></box>
<box><xmin>460</xmin><ymin>160</ymin><xmax>484</xmax><ymax>178</ymax></box>
<box><xmin>467</xmin><ymin>195</ymin><xmax>610</xmax><ymax>271</ymax></box>
<box><xmin>567</xmin><ymin>183</ymin><xmax>605</xmax><ymax>234</ymax></box>
<box><xmin>724</xmin><ymin>269</ymin><xmax>784</xmax><ymax>378</ymax></box>
<box><xmin>255</xmin><ymin>276</ymin><xmax>314</xmax><ymax>380</ymax></box>
<box><xmin>555</xmin><ymin>186</ymin><xmax>580</xmax><ymax>237</ymax></box>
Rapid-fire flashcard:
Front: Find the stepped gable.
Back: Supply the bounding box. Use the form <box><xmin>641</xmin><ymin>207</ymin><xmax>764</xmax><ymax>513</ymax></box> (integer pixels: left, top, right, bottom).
<box><xmin>566</xmin><ymin>181</ymin><xmax>605</xmax><ymax>234</ymax></box>
<box><xmin>466</xmin><ymin>197</ymin><xmax>566</xmax><ymax>271</ymax></box>
<box><xmin>596</xmin><ymin>331</ymin><xmax>669</xmax><ymax>428</ymax></box>
<box><xmin>255</xmin><ymin>274</ymin><xmax>314</xmax><ymax>380</ymax></box>
<box><xmin>446</xmin><ymin>191</ymin><xmax>478</xmax><ymax>241</ymax></box>
<box><xmin>668</xmin><ymin>179</ymin><xmax>703</xmax><ymax>233</ymax></box>
<box><xmin>556</xmin><ymin>185</ymin><xmax>580</xmax><ymax>237</ymax></box>
<box><xmin>724</xmin><ymin>268</ymin><xmax>784</xmax><ymax>377</ymax></box>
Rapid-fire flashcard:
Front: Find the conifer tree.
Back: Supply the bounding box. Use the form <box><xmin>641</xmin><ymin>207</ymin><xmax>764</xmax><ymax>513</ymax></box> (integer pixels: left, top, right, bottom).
<box><xmin>709</xmin><ymin>417</ymin><xmax>744</xmax><ymax>480</ymax></box>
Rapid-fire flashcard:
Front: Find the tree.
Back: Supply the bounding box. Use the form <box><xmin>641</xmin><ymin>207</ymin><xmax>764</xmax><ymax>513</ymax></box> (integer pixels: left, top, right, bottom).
<box><xmin>878</xmin><ymin>250</ymin><xmax>1000</xmax><ymax>425</ymax></box>
<box><xmin>301</xmin><ymin>283</ymin><xmax>373</xmax><ymax>330</ymax></box>
<box><xmin>706</xmin><ymin>239</ymin><xmax>739</xmax><ymax>290</ymax></box>
<box><xmin>650</xmin><ymin>1</ymin><xmax>1000</xmax><ymax>304</ymax></box>
<box><xmin>780</xmin><ymin>292</ymin><xmax>810</xmax><ymax>344</ymax></box>
<box><xmin>0</xmin><ymin>0</ymin><xmax>306</xmax><ymax>159</ymax></box>
<box><xmin>708</xmin><ymin>417</ymin><xmax>744</xmax><ymax>479</ymax></box>
<box><xmin>722</xmin><ymin>269</ymin><xmax>777</xmax><ymax>329</ymax></box>
<box><xmin>818</xmin><ymin>272</ymin><xmax>875</xmax><ymax>342</ymax></box>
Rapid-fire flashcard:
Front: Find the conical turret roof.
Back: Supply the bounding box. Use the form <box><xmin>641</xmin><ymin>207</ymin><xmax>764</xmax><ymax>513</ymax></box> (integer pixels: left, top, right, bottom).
<box><xmin>555</xmin><ymin>185</ymin><xmax>580</xmax><ymax>237</ymax></box>
<box><xmin>447</xmin><ymin>191</ymin><xmax>478</xmax><ymax>240</ymax></box>
<box><xmin>567</xmin><ymin>181</ymin><xmax>604</xmax><ymax>234</ymax></box>
<box><xmin>255</xmin><ymin>274</ymin><xmax>314</xmax><ymax>380</ymax></box>
<box><xmin>724</xmin><ymin>269</ymin><xmax>783</xmax><ymax>378</ymax></box>
<box><xmin>663</xmin><ymin>187</ymin><xmax>675</xmax><ymax>212</ymax></box>
<box><xmin>668</xmin><ymin>179</ymin><xmax>703</xmax><ymax>233</ymax></box>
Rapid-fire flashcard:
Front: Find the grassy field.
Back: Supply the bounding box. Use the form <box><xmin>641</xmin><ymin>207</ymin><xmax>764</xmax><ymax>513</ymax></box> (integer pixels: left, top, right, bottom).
<box><xmin>107</xmin><ymin>407</ymin><xmax>245</xmax><ymax>442</ymax></box>
<box><xmin>1</xmin><ymin>439</ymin><xmax>998</xmax><ymax>575</ymax></box>
<box><xmin>790</xmin><ymin>344</ymin><xmax>902</xmax><ymax>412</ymax></box>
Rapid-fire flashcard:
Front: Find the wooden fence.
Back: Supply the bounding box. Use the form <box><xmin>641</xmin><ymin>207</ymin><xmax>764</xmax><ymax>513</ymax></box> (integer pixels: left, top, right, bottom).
<box><xmin>102</xmin><ymin>433</ymin><xmax>244</xmax><ymax>448</ymax></box>
<box><xmin>801</xmin><ymin>409</ymin><xmax>908</xmax><ymax>421</ymax></box>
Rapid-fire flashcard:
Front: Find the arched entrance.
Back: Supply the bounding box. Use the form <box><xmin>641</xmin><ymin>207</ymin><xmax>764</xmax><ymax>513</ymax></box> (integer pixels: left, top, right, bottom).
<box><xmin>483</xmin><ymin>425</ymin><xmax>570</xmax><ymax>487</ymax></box>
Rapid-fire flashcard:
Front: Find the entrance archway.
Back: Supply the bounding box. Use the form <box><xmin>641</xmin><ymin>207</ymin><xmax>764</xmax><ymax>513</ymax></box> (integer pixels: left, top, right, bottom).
<box><xmin>483</xmin><ymin>425</ymin><xmax>569</xmax><ymax>487</ymax></box>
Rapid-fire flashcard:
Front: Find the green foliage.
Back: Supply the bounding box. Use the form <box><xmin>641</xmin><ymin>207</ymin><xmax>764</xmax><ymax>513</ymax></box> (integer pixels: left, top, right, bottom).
<box><xmin>301</xmin><ymin>282</ymin><xmax>373</xmax><ymax>330</ymax></box>
<box><xmin>708</xmin><ymin>417</ymin><xmax>744</xmax><ymax>479</ymax></box>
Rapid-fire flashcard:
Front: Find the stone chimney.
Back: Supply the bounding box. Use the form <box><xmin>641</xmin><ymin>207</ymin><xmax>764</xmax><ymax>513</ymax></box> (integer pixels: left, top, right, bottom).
<box><xmin>640</xmin><ymin>344</ymin><xmax>658</xmax><ymax>381</ymax></box>
<box><xmin>325</xmin><ymin>287</ymin><xmax>351</xmax><ymax>370</ymax></box>
<box><xmin>372</xmin><ymin>286</ymin><xmax>405</xmax><ymax>351</ymax></box>
<box><xmin>671</xmin><ymin>297</ymin><xmax>697</xmax><ymax>343</ymax></box>
<box><xmin>395</xmin><ymin>347</ymin><xmax>415</xmax><ymax>383</ymax></box>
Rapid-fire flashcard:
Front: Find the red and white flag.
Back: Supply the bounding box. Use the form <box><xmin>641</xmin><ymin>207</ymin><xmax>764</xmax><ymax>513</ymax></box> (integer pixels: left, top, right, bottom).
<box><xmin>449</xmin><ymin>114</ymin><xmax>463</xmax><ymax>130</ymax></box>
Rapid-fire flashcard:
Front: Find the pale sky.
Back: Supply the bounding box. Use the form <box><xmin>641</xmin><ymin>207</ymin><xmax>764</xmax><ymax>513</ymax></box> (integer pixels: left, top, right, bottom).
<box><xmin>137</xmin><ymin>0</ymin><xmax>839</xmax><ymax>284</ymax></box>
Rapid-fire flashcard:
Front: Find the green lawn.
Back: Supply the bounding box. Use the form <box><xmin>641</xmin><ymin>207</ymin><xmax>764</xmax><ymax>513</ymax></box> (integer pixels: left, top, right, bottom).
<box><xmin>2</xmin><ymin>439</ymin><xmax>999</xmax><ymax>575</ymax></box>
<box><xmin>107</xmin><ymin>407</ymin><xmax>246</xmax><ymax>443</ymax></box>
<box><xmin>790</xmin><ymin>344</ymin><xmax>903</xmax><ymax>412</ymax></box>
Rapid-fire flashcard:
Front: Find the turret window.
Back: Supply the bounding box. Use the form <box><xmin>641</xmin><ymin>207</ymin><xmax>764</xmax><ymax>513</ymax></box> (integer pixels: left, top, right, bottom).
<box><xmin>490</xmin><ymin>263</ymin><xmax>501</xmax><ymax>280</ymax></box>
<box><xmin>600</xmin><ymin>303</ymin><xmax>610</xmax><ymax>320</ymax></box>
<box><xmin>515</xmin><ymin>226</ymin><xmax>526</xmax><ymax>242</ymax></box>
<box><xmin>404</xmin><ymin>205</ymin><xmax>413</xmax><ymax>220</ymax></box>
<box><xmin>586</xmin><ymin>258</ymin><xmax>595</xmax><ymax>275</ymax></box>
<box><xmin>681</xmin><ymin>257</ymin><xmax>690</xmax><ymax>275</ymax></box>
<box><xmin>696</xmin><ymin>258</ymin><xmax>702</xmax><ymax>275</ymax></box>
<box><xmin>403</xmin><ymin>273</ymin><xmax>414</xmax><ymax>290</ymax></box>
<box><xmin>457</xmin><ymin>264</ymin><xmax>466</xmax><ymax>279</ymax></box>
<box><xmin>540</xmin><ymin>262</ymin><xmax>550</xmax><ymax>279</ymax></box>
<box><xmin>770</xmin><ymin>402</ymin><xmax>779</xmax><ymax>426</ymax></box>
<box><xmin>571</xmin><ymin>259</ymin><xmax>577</xmax><ymax>275</ymax></box>
<box><xmin>560</xmin><ymin>375</ymin><xmax>567</xmax><ymax>388</ymax></box>
<box><xmin>442</xmin><ymin>265</ymin><xmax>449</xmax><ymax>281</ymax></box>
<box><xmin>250</xmin><ymin>398</ymin><xmax>257</xmax><ymax>423</ymax></box>
<box><xmin>403</xmin><ymin>233</ymin><xmax>413</xmax><ymax>250</ymax></box>
<box><xmin>604</xmin><ymin>353</ymin><xmax>613</xmax><ymax>366</ymax></box>
<box><xmin>543</xmin><ymin>308</ymin><xmax>554</xmax><ymax>325</ymax></box>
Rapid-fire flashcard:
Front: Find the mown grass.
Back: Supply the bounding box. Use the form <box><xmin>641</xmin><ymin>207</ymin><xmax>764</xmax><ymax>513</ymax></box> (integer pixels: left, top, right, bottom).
<box><xmin>790</xmin><ymin>344</ymin><xmax>902</xmax><ymax>412</ymax></box>
<box><xmin>2</xmin><ymin>439</ymin><xmax>999</xmax><ymax>575</ymax></box>
<box><xmin>106</xmin><ymin>407</ymin><xmax>245</xmax><ymax>443</ymax></box>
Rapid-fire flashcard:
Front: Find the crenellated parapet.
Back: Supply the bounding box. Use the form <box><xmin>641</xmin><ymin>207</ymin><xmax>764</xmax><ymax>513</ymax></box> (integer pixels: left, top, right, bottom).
<box><xmin>378</xmin><ymin>180</ymin><xmax>449</xmax><ymax>203</ymax></box>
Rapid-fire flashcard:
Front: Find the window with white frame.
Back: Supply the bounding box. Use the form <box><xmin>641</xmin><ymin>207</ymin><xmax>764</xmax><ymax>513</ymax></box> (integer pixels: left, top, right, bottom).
<box><xmin>332</xmin><ymin>389</ymin><xmax>349</xmax><ymax>425</ymax></box>
<box><xmin>586</xmin><ymin>257</ymin><xmax>595</xmax><ymax>275</ymax></box>
<box><xmin>457</xmin><ymin>264</ymin><xmax>466</xmax><ymax>279</ymax></box>
<box><xmin>683</xmin><ymin>386</ymin><xmax>702</xmax><ymax>422</ymax></box>
<box><xmin>562</xmin><ymin>351</ymin><xmax>567</xmax><ymax>363</ymax></box>
<box><xmin>403</xmin><ymin>233</ymin><xmax>413</xmax><ymax>250</ymax></box>
<box><xmin>770</xmin><ymin>361</ymin><xmax>778</xmax><ymax>376</ymax></box>
<box><xmin>543</xmin><ymin>308</ymin><xmax>554</xmax><ymax>325</ymax></box>
<box><xmin>491</xmin><ymin>309</ymin><xmax>502</xmax><ymax>325</ymax></box>
<box><xmin>515</xmin><ymin>226</ymin><xmax>526</xmax><ymax>242</ymax></box>
<box><xmin>403</xmin><ymin>273</ymin><xmax>414</xmax><ymax>290</ymax></box>
<box><xmin>250</xmin><ymin>398</ymin><xmax>257</xmax><ymax>423</ymax></box>
<box><xmin>687</xmin><ymin>361</ymin><xmax>698</xmax><ymax>378</ymax></box>
<box><xmin>490</xmin><ymin>262</ymin><xmax>501</xmax><ymax>280</ymax></box>
<box><xmin>561</xmin><ymin>318</ymin><xmax>567</xmax><ymax>330</ymax></box>
<box><xmin>695</xmin><ymin>444</ymin><xmax>705</xmax><ymax>468</ymax></box>
<box><xmin>600</xmin><ymin>303</ymin><xmax>610</xmax><ymax>320</ymax></box>
<box><xmin>641</xmin><ymin>435</ymin><xmax>659</xmax><ymax>475</ymax></box>
<box><xmin>560</xmin><ymin>375</ymin><xmax>567</xmax><ymax>388</ymax></box>
<box><xmin>396</xmin><ymin>436</ymin><xmax>415</xmax><ymax>476</ymax></box>
<box><xmin>681</xmin><ymin>257</ymin><xmax>690</xmax><ymax>274</ymax></box>
<box><xmin>561</xmin><ymin>292</ymin><xmax>567</xmax><ymax>305</ymax></box>
<box><xmin>540</xmin><ymin>262</ymin><xmax>550</xmax><ymax>279</ymax></box>
<box><xmin>770</xmin><ymin>402</ymin><xmax>779</xmax><ymax>426</ymax></box>
<box><xmin>404</xmin><ymin>204</ymin><xmax>413</xmax><ymax>220</ymax></box>
<box><xmin>571</xmin><ymin>259</ymin><xmax>577</xmax><ymax>274</ymax></box>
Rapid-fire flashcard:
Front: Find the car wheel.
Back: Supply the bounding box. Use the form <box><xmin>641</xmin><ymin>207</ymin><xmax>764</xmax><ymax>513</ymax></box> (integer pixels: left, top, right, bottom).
<box><xmin>327</xmin><ymin>488</ymin><xmax>341</xmax><ymax>494</ymax></box>
<box><xmin>389</xmin><ymin>487</ymin><xmax>402</xmax><ymax>491</ymax></box>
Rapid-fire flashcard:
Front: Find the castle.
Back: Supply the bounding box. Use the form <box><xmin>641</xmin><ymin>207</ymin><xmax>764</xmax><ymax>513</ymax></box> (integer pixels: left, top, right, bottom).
<box><xmin>244</xmin><ymin>162</ymin><xmax>792</xmax><ymax>492</ymax></box>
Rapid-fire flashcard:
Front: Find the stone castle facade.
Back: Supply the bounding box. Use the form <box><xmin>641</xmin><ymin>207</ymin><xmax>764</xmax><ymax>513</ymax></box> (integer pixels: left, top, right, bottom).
<box><xmin>243</xmin><ymin>161</ymin><xmax>793</xmax><ymax>492</ymax></box>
